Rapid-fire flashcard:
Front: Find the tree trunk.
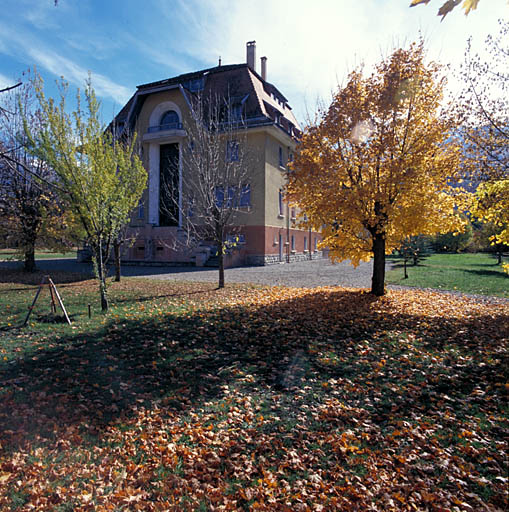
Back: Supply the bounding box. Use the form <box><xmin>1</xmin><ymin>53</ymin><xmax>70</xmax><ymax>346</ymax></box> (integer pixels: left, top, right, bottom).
<box><xmin>113</xmin><ymin>239</ymin><xmax>121</xmax><ymax>282</ymax></box>
<box><xmin>404</xmin><ymin>258</ymin><xmax>408</xmax><ymax>279</ymax></box>
<box><xmin>371</xmin><ymin>232</ymin><xmax>386</xmax><ymax>296</ymax></box>
<box><xmin>22</xmin><ymin>220</ymin><xmax>38</xmax><ymax>272</ymax></box>
<box><xmin>497</xmin><ymin>250</ymin><xmax>502</xmax><ymax>265</ymax></box>
<box><xmin>218</xmin><ymin>244</ymin><xmax>225</xmax><ymax>289</ymax></box>
<box><xmin>93</xmin><ymin>243</ymin><xmax>109</xmax><ymax>312</ymax></box>
<box><xmin>24</xmin><ymin>246</ymin><xmax>36</xmax><ymax>272</ymax></box>
<box><xmin>99</xmin><ymin>276</ymin><xmax>108</xmax><ymax>312</ymax></box>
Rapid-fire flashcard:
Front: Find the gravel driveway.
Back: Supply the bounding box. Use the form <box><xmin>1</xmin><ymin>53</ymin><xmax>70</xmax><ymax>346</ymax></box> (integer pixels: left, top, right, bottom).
<box><xmin>1</xmin><ymin>257</ymin><xmax>379</xmax><ymax>289</ymax></box>
<box><xmin>125</xmin><ymin>258</ymin><xmax>380</xmax><ymax>288</ymax></box>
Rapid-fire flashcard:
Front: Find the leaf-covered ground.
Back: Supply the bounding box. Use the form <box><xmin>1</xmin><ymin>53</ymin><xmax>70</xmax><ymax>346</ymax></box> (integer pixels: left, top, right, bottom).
<box><xmin>0</xmin><ymin>278</ymin><xmax>507</xmax><ymax>511</ymax></box>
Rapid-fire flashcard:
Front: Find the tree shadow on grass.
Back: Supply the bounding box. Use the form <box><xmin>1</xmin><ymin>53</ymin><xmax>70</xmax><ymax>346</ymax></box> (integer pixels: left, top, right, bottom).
<box><xmin>0</xmin><ymin>266</ymin><xmax>92</xmax><ymax>285</ymax></box>
<box><xmin>0</xmin><ymin>288</ymin><xmax>507</xmax><ymax>452</ymax></box>
<box><xmin>111</xmin><ymin>287</ymin><xmax>218</xmax><ymax>305</ymax></box>
<box><xmin>465</xmin><ymin>268</ymin><xmax>508</xmax><ymax>279</ymax></box>
<box><xmin>387</xmin><ymin>261</ymin><xmax>428</xmax><ymax>270</ymax></box>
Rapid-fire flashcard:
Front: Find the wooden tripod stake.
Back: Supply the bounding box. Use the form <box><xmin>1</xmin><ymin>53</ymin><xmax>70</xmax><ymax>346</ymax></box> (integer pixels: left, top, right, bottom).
<box><xmin>23</xmin><ymin>275</ymin><xmax>71</xmax><ymax>326</ymax></box>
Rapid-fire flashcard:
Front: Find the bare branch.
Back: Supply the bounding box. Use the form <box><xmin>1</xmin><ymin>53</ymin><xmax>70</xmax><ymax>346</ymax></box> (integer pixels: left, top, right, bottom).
<box><xmin>0</xmin><ymin>82</ymin><xmax>22</xmax><ymax>94</ymax></box>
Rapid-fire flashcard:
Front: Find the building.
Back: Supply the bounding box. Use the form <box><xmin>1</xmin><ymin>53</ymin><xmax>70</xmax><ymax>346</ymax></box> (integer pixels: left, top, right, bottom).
<box><xmin>114</xmin><ymin>42</ymin><xmax>323</xmax><ymax>267</ymax></box>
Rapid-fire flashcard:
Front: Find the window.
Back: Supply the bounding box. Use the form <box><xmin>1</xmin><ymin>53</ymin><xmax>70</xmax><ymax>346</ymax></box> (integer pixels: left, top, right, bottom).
<box><xmin>291</xmin><ymin>235</ymin><xmax>295</xmax><ymax>251</ymax></box>
<box><xmin>160</xmin><ymin>110</ymin><xmax>180</xmax><ymax>130</ymax></box>
<box><xmin>227</xmin><ymin>233</ymin><xmax>246</xmax><ymax>244</ymax></box>
<box><xmin>304</xmin><ymin>236</ymin><xmax>308</xmax><ymax>251</ymax></box>
<box><xmin>239</xmin><ymin>184</ymin><xmax>251</xmax><ymax>207</ymax></box>
<box><xmin>314</xmin><ymin>237</ymin><xmax>318</xmax><ymax>251</ymax></box>
<box><xmin>278</xmin><ymin>146</ymin><xmax>284</xmax><ymax>167</ymax></box>
<box><xmin>232</xmin><ymin>104</ymin><xmax>243</xmax><ymax>120</ymax></box>
<box><xmin>227</xmin><ymin>141</ymin><xmax>239</xmax><ymax>162</ymax></box>
<box><xmin>215</xmin><ymin>185</ymin><xmax>250</xmax><ymax>208</ymax></box>
<box><xmin>215</xmin><ymin>187</ymin><xmax>225</xmax><ymax>207</ymax></box>
<box><xmin>290</xmin><ymin>207</ymin><xmax>296</xmax><ymax>220</ymax></box>
<box><xmin>190</xmin><ymin>78</ymin><xmax>204</xmax><ymax>92</ymax></box>
<box><xmin>138</xmin><ymin>199</ymin><xmax>145</xmax><ymax>219</ymax></box>
<box><xmin>185</xmin><ymin>78</ymin><xmax>204</xmax><ymax>92</ymax></box>
<box><xmin>278</xmin><ymin>189</ymin><xmax>284</xmax><ymax>217</ymax></box>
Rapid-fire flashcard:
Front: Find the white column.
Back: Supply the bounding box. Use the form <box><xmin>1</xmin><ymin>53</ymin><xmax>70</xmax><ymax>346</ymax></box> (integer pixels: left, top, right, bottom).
<box><xmin>148</xmin><ymin>143</ymin><xmax>160</xmax><ymax>225</ymax></box>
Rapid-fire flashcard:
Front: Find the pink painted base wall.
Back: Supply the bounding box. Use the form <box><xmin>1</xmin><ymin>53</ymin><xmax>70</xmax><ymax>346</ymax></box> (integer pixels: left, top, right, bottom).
<box><xmin>122</xmin><ymin>224</ymin><xmax>323</xmax><ymax>267</ymax></box>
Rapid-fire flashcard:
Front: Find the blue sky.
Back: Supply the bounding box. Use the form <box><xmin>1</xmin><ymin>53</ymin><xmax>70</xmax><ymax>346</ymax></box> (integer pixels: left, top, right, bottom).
<box><xmin>0</xmin><ymin>0</ymin><xmax>507</xmax><ymax>124</ymax></box>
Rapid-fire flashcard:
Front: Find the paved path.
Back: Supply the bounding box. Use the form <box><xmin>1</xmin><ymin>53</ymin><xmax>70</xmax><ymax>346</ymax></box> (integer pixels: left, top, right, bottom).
<box><xmin>0</xmin><ymin>257</ymin><xmax>379</xmax><ymax>289</ymax></box>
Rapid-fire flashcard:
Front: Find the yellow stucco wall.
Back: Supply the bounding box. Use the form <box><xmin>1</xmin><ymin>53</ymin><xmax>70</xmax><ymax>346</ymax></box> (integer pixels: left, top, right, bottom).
<box><xmin>128</xmin><ymin>89</ymin><xmax>303</xmax><ymax>238</ymax></box>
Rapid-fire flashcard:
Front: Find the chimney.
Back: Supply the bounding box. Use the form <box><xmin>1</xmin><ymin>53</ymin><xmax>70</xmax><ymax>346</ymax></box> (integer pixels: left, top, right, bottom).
<box><xmin>246</xmin><ymin>41</ymin><xmax>256</xmax><ymax>71</ymax></box>
<box><xmin>260</xmin><ymin>56</ymin><xmax>267</xmax><ymax>81</ymax></box>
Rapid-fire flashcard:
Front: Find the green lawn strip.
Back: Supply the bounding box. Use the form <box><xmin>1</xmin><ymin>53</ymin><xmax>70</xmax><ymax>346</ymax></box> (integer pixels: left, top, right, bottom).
<box><xmin>0</xmin><ymin>275</ymin><xmax>507</xmax><ymax>510</ymax></box>
<box><xmin>0</xmin><ymin>249</ymin><xmax>77</xmax><ymax>261</ymax></box>
<box><xmin>387</xmin><ymin>252</ymin><xmax>508</xmax><ymax>298</ymax></box>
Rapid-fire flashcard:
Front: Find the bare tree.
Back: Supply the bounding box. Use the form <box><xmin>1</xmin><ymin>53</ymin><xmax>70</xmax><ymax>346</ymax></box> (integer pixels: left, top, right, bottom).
<box><xmin>458</xmin><ymin>20</ymin><xmax>509</xmax><ymax>253</ymax></box>
<box><xmin>162</xmin><ymin>93</ymin><xmax>253</xmax><ymax>288</ymax></box>
<box><xmin>0</xmin><ymin>76</ymin><xmax>72</xmax><ymax>272</ymax></box>
<box><xmin>459</xmin><ymin>19</ymin><xmax>508</xmax><ymax>181</ymax></box>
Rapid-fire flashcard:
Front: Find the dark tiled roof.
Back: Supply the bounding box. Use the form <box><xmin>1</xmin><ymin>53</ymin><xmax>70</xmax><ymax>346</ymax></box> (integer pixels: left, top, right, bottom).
<box><xmin>115</xmin><ymin>94</ymin><xmax>135</xmax><ymax>122</ymax></box>
<box><xmin>137</xmin><ymin>64</ymin><xmax>246</xmax><ymax>90</ymax></box>
<box><xmin>116</xmin><ymin>62</ymin><xmax>301</xmax><ymax>138</ymax></box>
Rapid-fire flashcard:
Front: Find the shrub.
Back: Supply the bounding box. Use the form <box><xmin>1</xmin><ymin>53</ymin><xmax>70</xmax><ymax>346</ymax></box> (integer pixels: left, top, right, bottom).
<box><xmin>432</xmin><ymin>223</ymin><xmax>473</xmax><ymax>253</ymax></box>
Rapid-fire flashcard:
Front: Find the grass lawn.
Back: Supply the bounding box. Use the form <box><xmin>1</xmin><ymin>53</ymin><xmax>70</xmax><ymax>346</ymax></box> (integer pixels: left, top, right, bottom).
<box><xmin>0</xmin><ymin>249</ymin><xmax>77</xmax><ymax>261</ymax></box>
<box><xmin>387</xmin><ymin>252</ymin><xmax>508</xmax><ymax>298</ymax></box>
<box><xmin>0</xmin><ymin>272</ymin><xmax>507</xmax><ymax>511</ymax></box>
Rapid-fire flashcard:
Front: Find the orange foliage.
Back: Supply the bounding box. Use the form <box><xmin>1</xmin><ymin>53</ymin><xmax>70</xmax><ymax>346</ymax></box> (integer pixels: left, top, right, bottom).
<box><xmin>0</xmin><ymin>281</ymin><xmax>507</xmax><ymax>510</ymax></box>
<box><xmin>287</xmin><ymin>43</ymin><xmax>466</xmax><ymax>295</ymax></box>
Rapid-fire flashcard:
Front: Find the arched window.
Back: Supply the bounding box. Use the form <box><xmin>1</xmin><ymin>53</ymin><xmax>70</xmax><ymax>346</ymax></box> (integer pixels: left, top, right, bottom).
<box><xmin>160</xmin><ymin>110</ymin><xmax>180</xmax><ymax>130</ymax></box>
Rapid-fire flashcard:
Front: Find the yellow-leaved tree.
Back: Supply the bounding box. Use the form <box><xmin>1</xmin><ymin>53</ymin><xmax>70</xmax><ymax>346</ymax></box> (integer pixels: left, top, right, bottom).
<box><xmin>287</xmin><ymin>42</ymin><xmax>465</xmax><ymax>296</ymax></box>
<box><xmin>24</xmin><ymin>76</ymin><xmax>147</xmax><ymax>311</ymax></box>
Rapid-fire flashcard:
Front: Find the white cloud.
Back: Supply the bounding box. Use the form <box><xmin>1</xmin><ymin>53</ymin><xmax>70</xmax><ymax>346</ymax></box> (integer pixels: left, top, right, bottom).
<box><xmin>28</xmin><ymin>47</ymin><xmax>131</xmax><ymax>104</ymax></box>
<box><xmin>0</xmin><ymin>19</ymin><xmax>131</xmax><ymax>105</ymax></box>
<box><xmin>168</xmin><ymin>0</ymin><xmax>508</xmax><ymax>123</ymax></box>
<box><xmin>1</xmin><ymin>0</ymin><xmax>507</xmax><ymax>123</ymax></box>
<box><xmin>0</xmin><ymin>72</ymin><xmax>17</xmax><ymax>90</ymax></box>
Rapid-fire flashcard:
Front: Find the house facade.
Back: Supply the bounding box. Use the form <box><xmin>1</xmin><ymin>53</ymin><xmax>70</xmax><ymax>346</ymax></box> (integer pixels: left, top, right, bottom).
<box><xmin>115</xmin><ymin>42</ymin><xmax>323</xmax><ymax>267</ymax></box>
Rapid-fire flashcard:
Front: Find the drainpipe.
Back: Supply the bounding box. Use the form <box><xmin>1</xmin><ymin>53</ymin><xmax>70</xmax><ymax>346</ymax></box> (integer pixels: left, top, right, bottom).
<box><xmin>286</xmin><ymin>201</ymin><xmax>290</xmax><ymax>263</ymax></box>
<box><xmin>286</xmin><ymin>159</ymin><xmax>291</xmax><ymax>263</ymax></box>
<box><xmin>309</xmin><ymin>226</ymin><xmax>312</xmax><ymax>260</ymax></box>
